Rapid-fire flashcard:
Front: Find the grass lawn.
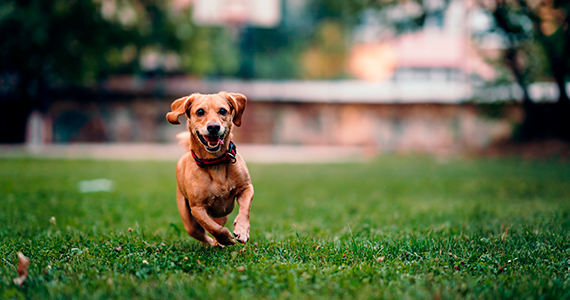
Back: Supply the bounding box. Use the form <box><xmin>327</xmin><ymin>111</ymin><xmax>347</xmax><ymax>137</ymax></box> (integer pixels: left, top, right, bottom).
<box><xmin>1</xmin><ymin>156</ymin><xmax>569</xmax><ymax>299</ymax></box>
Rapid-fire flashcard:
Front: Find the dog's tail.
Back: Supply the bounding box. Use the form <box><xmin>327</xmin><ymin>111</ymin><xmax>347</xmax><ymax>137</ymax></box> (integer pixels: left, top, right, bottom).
<box><xmin>176</xmin><ymin>131</ymin><xmax>191</xmax><ymax>152</ymax></box>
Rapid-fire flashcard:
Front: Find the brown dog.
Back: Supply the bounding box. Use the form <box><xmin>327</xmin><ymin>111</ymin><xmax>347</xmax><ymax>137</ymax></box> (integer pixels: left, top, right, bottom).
<box><xmin>166</xmin><ymin>92</ymin><xmax>253</xmax><ymax>247</ymax></box>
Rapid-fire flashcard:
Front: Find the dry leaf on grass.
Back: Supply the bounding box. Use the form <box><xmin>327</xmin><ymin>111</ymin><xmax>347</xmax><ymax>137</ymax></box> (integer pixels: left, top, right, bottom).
<box><xmin>13</xmin><ymin>252</ymin><xmax>30</xmax><ymax>287</ymax></box>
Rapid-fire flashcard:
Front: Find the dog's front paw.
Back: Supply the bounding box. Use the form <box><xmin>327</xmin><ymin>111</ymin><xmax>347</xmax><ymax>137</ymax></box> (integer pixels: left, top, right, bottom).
<box><xmin>233</xmin><ymin>219</ymin><xmax>250</xmax><ymax>244</ymax></box>
<box><xmin>215</xmin><ymin>227</ymin><xmax>236</xmax><ymax>246</ymax></box>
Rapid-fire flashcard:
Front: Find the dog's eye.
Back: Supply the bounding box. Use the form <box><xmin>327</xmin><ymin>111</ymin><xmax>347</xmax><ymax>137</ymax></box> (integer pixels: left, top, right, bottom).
<box><xmin>219</xmin><ymin>108</ymin><xmax>227</xmax><ymax>116</ymax></box>
<box><xmin>196</xmin><ymin>109</ymin><xmax>205</xmax><ymax>117</ymax></box>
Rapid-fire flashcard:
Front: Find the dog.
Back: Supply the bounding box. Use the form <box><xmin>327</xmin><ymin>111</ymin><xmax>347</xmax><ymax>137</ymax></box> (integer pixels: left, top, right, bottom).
<box><xmin>166</xmin><ymin>92</ymin><xmax>253</xmax><ymax>247</ymax></box>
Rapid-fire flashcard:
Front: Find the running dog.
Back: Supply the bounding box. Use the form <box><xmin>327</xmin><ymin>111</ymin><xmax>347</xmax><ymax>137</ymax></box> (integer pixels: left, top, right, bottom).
<box><xmin>166</xmin><ymin>92</ymin><xmax>253</xmax><ymax>247</ymax></box>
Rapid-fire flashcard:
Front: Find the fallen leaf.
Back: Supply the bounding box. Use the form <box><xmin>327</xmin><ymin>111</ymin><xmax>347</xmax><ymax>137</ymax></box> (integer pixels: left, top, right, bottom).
<box><xmin>377</xmin><ymin>256</ymin><xmax>385</xmax><ymax>263</ymax></box>
<box><xmin>13</xmin><ymin>252</ymin><xmax>30</xmax><ymax>287</ymax></box>
<box><xmin>49</xmin><ymin>216</ymin><xmax>56</xmax><ymax>226</ymax></box>
<box><xmin>236</xmin><ymin>266</ymin><xmax>246</xmax><ymax>272</ymax></box>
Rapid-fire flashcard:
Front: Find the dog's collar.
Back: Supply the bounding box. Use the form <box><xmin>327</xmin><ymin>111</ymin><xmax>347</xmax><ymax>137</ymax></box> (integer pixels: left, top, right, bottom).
<box><xmin>191</xmin><ymin>141</ymin><xmax>237</xmax><ymax>168</ymax></box>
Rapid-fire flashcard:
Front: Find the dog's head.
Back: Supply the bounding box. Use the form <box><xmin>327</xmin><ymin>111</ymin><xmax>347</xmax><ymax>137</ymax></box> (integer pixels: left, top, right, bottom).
<box><xmin>166</xmin><ymin>92</ymin><xmax>247</xmax><ymax>153</ymax></box>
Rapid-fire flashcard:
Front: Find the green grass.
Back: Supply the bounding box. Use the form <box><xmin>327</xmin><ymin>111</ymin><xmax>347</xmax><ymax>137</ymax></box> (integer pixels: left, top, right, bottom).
<box><xmin>1</xmin><ymin>156</ymin><xmax>569</xmax><ymax>299</ymax></box>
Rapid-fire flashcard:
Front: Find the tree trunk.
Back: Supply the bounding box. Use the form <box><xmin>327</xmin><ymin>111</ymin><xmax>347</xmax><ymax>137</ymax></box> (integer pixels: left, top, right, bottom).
<box><xmin>517</xmin><ymin>0</ymin><xmax>570</xmax><ymax>140</ymax></box>
<box><xmin>504</xmin><ymin>47</ymin><xmax>540</xmax><ymax>140</ymax></box>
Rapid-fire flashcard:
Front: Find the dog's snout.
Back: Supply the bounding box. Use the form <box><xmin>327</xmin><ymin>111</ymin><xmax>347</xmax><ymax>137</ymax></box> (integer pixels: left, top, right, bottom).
<box><xmin>207</xmin><ymin>122</ymin><xmax>221</xmax><ymax>134</ymax></box>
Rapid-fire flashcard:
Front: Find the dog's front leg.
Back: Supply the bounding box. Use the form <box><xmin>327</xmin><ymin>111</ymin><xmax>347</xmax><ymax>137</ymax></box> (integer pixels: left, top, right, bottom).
<box><xmin>190</xmin><ymin>206</ymin><xmax>236</xmax><ymax>246</ymax></box>
<box><xmin>233</xmin><ymin>184</ymin><xmax>254</xmax><ymax>244</ymax></box>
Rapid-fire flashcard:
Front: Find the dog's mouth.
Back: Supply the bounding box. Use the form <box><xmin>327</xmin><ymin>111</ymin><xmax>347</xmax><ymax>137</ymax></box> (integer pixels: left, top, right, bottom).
<box><xmin>196</xmin><ymin>131</ymin><xmax>225</xmax><ymax>152</ymax></box>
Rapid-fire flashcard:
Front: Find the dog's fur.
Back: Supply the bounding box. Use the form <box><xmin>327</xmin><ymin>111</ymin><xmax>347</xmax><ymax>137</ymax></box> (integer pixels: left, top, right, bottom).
<box><xmin>166</xmin><ymin>92</ymin><xmax>253</xmax><ymax>246</ymax></box>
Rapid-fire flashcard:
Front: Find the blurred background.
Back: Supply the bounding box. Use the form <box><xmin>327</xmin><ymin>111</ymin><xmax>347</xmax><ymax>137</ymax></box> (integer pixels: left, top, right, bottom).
<box><xmin>1</xmin><ymin>0</ymin><xmax>569</xmax><ymax>158</ymax></box>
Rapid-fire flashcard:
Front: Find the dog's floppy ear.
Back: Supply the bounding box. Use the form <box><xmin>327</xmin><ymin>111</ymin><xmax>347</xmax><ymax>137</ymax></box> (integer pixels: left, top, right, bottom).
<box><xmin>166</xmin><ymin>95</ymin><xmax>194</xmax><ymax>125</ymax></box>
<box><xmin>221</xmin><ymin>92</ymin><xmax>247</xmax><ymax>127</ymax></box>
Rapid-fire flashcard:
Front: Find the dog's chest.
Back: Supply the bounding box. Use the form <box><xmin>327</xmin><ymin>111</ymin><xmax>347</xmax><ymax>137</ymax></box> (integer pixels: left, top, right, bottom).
<box><xmin>181</xmin><ymin>161</ymin><xmax>243</xmax><ymax>218</ymax></box>
<box><xmin>197</xmin><ymin>178</ymin><xmax>237</xmax><ymax>217</ymax></box>
<box><xmin>205</xmin><ymin>181</ymin><xmax>237</xmax><ymax>217</ymax></box>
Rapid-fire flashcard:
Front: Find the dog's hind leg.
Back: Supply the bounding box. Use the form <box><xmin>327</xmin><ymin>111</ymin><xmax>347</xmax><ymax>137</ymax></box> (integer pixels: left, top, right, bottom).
<box><xmin>176</xmin><ymin>187</ymin><xmax>216</xmax><ymax>246</ymax></box>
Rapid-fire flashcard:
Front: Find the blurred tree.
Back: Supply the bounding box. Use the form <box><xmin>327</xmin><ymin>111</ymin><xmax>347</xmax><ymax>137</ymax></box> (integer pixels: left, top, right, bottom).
<box><xmin>310</xmin><ymin>0</ymin><xmax>430</xmax><ymax>31</ymax></box>
<box><xmin>0</xmin><ymin>0</ymin><xmax>146</xmax><ymax>142</ymax></box>
<box><xmin>298</xmin><ymin>0</ymin><xmax>439</xmax><ymax>78</ymax></box>
<box><xmin>300</xmin><ymin>19</ymin><xmax>348</xmax><ymax>79</ymax></box>
<box><xmin>480</xmin><ymin>0</ymin><xmax>570</xmax><ymax>140</ymax></box>
<box><xmin>0</xmin><ymin>0</ymin><xmax>465</xmax><ymax>142</ymax></box>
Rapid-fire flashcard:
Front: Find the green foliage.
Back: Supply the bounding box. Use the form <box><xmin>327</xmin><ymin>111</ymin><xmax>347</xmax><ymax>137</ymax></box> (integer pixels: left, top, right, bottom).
<box><xmin>0</xmin><ymin>0</ymin><xmax>444</xmax><ymax>84</ymax></box>
<box><xmin>0</xmin><ymin>0</ymin><xmax>143</xmax><ymax>85</ymax></box>
<box><xmin>484</xmin><ymin>0</ymin><xmax>570</xmax><ymax>97</ymax></box>
<box><xmin>1</xmin><ymin>157</ymin><xmax>569</xmax><ymax>299</ymax></box>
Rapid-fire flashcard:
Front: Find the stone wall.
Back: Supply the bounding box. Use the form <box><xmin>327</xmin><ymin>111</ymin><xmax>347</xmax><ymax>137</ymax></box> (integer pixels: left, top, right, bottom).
<box><xmin>38</xmin><ymin>97</ymin><xmax>521</xmax><ymax>154</ymax></box>
<box><xmin>235</xmin><ymin>101</ymin><xmax>520</xmax><ymax>154</ymax></box>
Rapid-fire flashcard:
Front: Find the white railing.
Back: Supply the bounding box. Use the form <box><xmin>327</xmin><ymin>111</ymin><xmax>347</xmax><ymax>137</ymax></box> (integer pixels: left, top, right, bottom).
<box><xmin>102</xmin><ymin>77</ymin><xmax>570</xmax><ymax>104</ymax></box>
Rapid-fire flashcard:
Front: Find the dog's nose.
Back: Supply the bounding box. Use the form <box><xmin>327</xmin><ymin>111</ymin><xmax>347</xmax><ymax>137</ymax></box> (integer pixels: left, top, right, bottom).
<box><xmin>207</xmin><ymin>122</ymin><xmax>221</xmax><ymax>134</ymax></box>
